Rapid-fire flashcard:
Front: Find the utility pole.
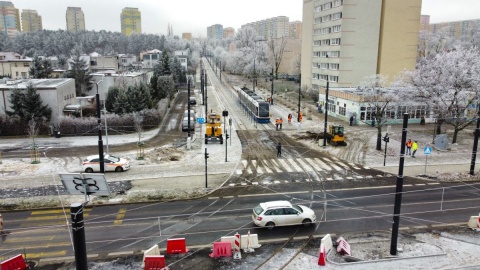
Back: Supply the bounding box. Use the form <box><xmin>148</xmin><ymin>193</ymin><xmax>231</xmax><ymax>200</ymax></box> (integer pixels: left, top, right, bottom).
<box><xmin>205</xmin><ymin>148</ymin><xmax>209</xmax><ymax>188</ymax></box>
<box><xmin>95</xmin><ymin>76</ymin><xmax>105</xmax><ymax>173</ymax></box>
<box><xmin>390</xmin><ymin>113</ymin><xmax>409</xmax><ymax>255</ymax></box>
<box><xmin>323</xmin><ymin>81</ymin><xmax>329</xmax><ymax>147</ymax></box>
<box><xmin>205</xmin><ymin>72</ymin><xmax>208</xmax><ymax>116</ymax></box>
<box><xmin>71</xmin><ymin>202</ymin><xmax>88</xmax><ymax>270</ymax></box>
<box><xmin>223</xmin><ymin>110</ymin><xmax>229</xmax><ymax>162</ymax></box>
<box><xmin>297</xmin><ymin>74</ymin><xmax>301</xmax><ymax>122</ymax></box>
<box><xmin>187</xmin><ymin>78</ymin><xmax>191</xmax><ymax>138</ymax></box>
<box><xmin>270</xmin><ymin>67</ymin><xmax>274</xmax><ymax>105</ymax></box>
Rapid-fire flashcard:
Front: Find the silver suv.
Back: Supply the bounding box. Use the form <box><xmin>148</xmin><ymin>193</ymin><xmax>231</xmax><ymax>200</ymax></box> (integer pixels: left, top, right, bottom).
<box><xmin>252</xmin><ymin>201</ymin><xmax>316</xmax><ymax>229</ymax></box>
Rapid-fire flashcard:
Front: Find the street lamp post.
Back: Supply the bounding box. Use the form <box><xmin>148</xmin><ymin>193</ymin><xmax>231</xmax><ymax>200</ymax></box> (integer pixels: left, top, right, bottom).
<box><xmin>323</xmin><ymin>80</ymin><xmax>330</xmax><ymax>147</ymax></box>
<box><xmin>270</xmin><ymin>67</ymin><xmax>274</xmax><ymax>105</ymax></box>
<box><xmin>95</xmin><ymin>75</ymin><xmax>105</xmax><ymax>173</ymax></box>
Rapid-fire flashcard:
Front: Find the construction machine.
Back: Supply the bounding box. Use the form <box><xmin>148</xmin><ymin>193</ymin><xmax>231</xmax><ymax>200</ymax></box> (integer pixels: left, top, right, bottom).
<box><xmin>205</xmin><ymin>112</ymin><xmax>223</xmax><ymax>144</ymax></box>
<box><xmin>327</xmin><ymin>125</ymin><xmax>347</xmax><ymax>146</ymax></box>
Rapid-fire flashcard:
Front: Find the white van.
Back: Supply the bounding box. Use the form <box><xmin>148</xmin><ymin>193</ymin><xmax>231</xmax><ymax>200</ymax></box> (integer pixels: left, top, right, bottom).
<box><xmin>182</xmin><ymin>117</ymin><xmax>195</xmax><ymax>132</ymax></box>
<box><xmin>184</xmin><ymin>110</ymin><xmax>196</xmax><ymax>121</ymax></box>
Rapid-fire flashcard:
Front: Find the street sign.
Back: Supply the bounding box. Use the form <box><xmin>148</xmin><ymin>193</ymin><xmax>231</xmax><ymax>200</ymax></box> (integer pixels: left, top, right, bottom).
<box><xmin>197</xmin><ymin>117</ymin><xmax>205</xmax><ymax>124</ymax></box>
<box><xmin>60</xmin><ymin>173</ymin><xmax>111</xmax><ymax>197</ymax></box>
<box><xmin>424</xmin><ymin>146</ymin><xmax>432</xmax><ymax>155</ymax></box>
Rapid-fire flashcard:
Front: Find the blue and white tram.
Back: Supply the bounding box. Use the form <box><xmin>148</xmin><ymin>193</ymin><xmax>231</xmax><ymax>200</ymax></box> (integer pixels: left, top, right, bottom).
<box><xmin>237</xmin><ymin>87</ymin><xmax>270</xmax><ymax>123</ymax></box>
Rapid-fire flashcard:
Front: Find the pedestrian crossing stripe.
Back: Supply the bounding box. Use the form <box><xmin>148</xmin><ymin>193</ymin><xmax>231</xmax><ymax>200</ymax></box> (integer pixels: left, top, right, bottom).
<box><xmin>235</xmin><ymin>158</ymin><xmax>367</xmax><ymax>175</ymax></box>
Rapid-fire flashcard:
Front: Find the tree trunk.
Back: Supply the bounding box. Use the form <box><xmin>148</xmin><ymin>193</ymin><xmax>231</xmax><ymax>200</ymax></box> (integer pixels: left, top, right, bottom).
<box><xmin>452</xmin><ymin>128</ymin><xmax>459</xmax><ymax>144</ymax></box>
<box><xmin>436</xmin><ymin>121</ymin><xmax>443</xmax><ymax>135</ymax></box>
<box><xmin>376</xmin><ymin>126</ymin><xmax>382</xmax><ymax>151</ymax></box>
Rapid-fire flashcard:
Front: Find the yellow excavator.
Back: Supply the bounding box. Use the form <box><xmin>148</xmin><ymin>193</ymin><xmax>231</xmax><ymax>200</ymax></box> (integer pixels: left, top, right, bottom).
<box><xmin>205</xmin><ymin>112</ymin><xmax>223</xmax><ymax>144</ymax></box>
<box><xmin>327</xmin><ymin>125</ymin><xmax>347</xmax><ymax>146</ymax></box>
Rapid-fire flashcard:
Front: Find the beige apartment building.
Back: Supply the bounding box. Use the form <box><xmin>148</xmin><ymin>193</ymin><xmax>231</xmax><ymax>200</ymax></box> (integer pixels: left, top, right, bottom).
<box><xmin>66</xmin><ymin>7</ymin><xmax>85</xmax><ymax>32</ymax></box>
<box><xmin>0</xmin><ymin>1</ymin><xmax>20</xmax><ymax>37</ymax></box>
<box><xmin>242</xmin><ymin>16</ymin><xmax>290</xmax><ymax>39</ymax></box>
<box><xmin>301</xmin><ymin>0</ymin><xmax>421</xmax><ymax>90</ymax></box>
<box><xmin>223</xmin><ymin>27</ymin><xmax>235</xmax><ymax>38</ymax></box>
<box><xmin>121</xmin><ymin>7</ymin><xmax>142</xmax><ymax>36</ymax></box>
<box><xmin>182</xmin><ymin>32</ymin><xmax>192</xmax><ymax>41</ymax></box>
<box><xmin>288</xmin><ymin>21</ymin><xmax>302</xmax><ymax>39</ymax></box>
<box><xmin>21</xmin><ymin>9</ymin><xmax>42</xmax><ymax>32</ymax></box>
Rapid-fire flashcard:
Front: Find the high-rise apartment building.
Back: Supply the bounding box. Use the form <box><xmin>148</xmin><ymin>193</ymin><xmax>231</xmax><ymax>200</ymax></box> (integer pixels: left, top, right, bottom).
<box><xmin>430</xmin><ymin>18</ymin><xmax>480</xmax><ymax>40</ymax></box>
<box><xmin>207</xmin><ymin>24</ymin><xmax>223</xmax><ymax>39</ymax></box>
<box><xmin>242</xmin><ymin>16</ymin><xmax>290</xmax><ymax>39</ymax></box>
<box><xmin>288</xmin><ymin>21</ymin><xmax>302</xmax><ymax>39</ymax></box>
<box><xmin>66</xmin><ymin>7</ymin><xmax>85</xmax><ymax>32</ymax></box>
<box><xmin>0</xmin><ymin>1</ymin><xmax>20</xmax><ymax>37</ymax></box>
<box><xmin>301</xmin><ymin>0</ymin><xmax>421</xmax><ymax>89</ymax></box>
<box><xmin>420</xmin><ymin>15</ymin><xmax>430</xmax><ymax>31</ymax></box>
<box><xmin>223</xmin><ymin>27</ymin><xmax>235</xmax><ymax>38</ymax></box>
<box><xmin>21</xmin><ymin>9</ymin><xmax>42</xmax><ymax>32</ymax></box>
<box><xmin>121</xmin><ymin>7</ymin><xmax>142</xmax><ymax>36</ymax></box>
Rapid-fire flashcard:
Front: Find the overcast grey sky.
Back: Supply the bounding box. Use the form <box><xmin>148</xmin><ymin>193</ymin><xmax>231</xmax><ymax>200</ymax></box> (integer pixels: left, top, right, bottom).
<box><xmin>11</xmin><ymin>0</ymin><xmax>480</xmax><ymax>37</ymax></box>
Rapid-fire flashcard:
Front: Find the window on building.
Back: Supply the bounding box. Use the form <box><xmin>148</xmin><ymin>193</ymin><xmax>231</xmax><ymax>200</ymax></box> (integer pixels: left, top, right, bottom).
<box><xmin>332</xmin><ymin>25</ymin><xmax>341</xmax><ymax>32</ymax></box>
<box><xmin>314</xmin><ymin>40</ymin><xmax>321</xmax><ymax>46</ymax></box>
<box><xmin>331</xmin><ymin>38</ymin><xmax>341</xmax><ymax>45</ymax></box>
<box><xmin>323</xmin><ymin>2</ymin><xmax>332</xmax><ymax>10</ymax></box>
<box><xmin>330</xmin><ymin>51</ymin><xmax>340</xmax><ymax>57</ymax></box>
<box><xmin>321</xmin><ymin>27</ymin><xmax>330</xmax><ymax>34</ymax></box>
<box><xmin>328</xmin><ymin>100</ymin><xmax>336</xmax><ymax>113</ymax></box>
<box><xmin>320</xmin><ymin>63</ymin><xmax>329</xmax><ymax>69</ymax></box>
<box><xmin>322</xmin><ymin>15</ymin><xmax>331</xmax><ymax>22</ymax></box>
<box><xmin>314</xmin><ymin>29</ymin><xmax>322</xmax><ymax>35</ymax></box>
<box><xmin>321</xmin><ymin>51</ymin><xmax>329</xmax><ymax>57</ymax></box>
<box><xmin>320</xmin><ymin>74</ymin><xmax>328</xmax><ymax>81</ymax></box>
<box><xmin>333</xmin><ymin>0</ymin><xmax>343</xmax><ymax>7</ymax></box>
<box><xmin>315</xmin><ymin>17</ymin><xmax>322</xmax><ymax>24</ymax></box>
<box><xmin>329</xmin><ymin>76</ymin><xmax>339</xmax><ymax>82</ymax></box>
<box><xmin>339</xmin><ymin>104</ymin><xmax>346</xmax><ymax>116</ymax></box>
<box><xmin>332</xmin><ymin>12</ymin><xmax>342</xmax><ymax>20</ymax></box>
<box><xmin>315</xmin><ymin>6</ymin><xmax>322</xmax><ymax>13</ymax></box>
<box><xmin>321</xmin><ymin>39</ymin><xmax>330</xmax><ymax>46</ymax></box>
<box><xmin>330</xmin><ymin>63</ymin><xmax>339</xmax><ymax>70</ymax></box>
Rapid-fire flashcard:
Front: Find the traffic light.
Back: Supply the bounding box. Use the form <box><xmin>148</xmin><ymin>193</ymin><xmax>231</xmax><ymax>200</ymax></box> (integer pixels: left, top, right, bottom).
<box><xmin>383</xmin><ymin>136</ymin><xmax>389</xmax><ymax>143</ymax></box>
<box><xmin>205</xmin><ymin>152</ymin><xmax>209</xmax><ymax>159</ymax></box>
<box><xmin>226</xmin><ymin>134</ymin><xmax>230</xmax><ymax>139</ymax></box>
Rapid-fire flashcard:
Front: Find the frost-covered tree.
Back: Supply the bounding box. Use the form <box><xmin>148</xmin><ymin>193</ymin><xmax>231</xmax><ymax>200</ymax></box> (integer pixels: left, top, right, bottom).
<box><xmin>402</xmin><ymin>47</ymin><xmax>480</xmax><ymax>143</ymax></box>
<box><xmin>359</xmin><ymin>75</ymin><xmax>399</xmax><ymax>150</ymax></box>
<box><xmin>157</xmin><ymin>76</ymin><xmax>175</xmax><ymax>102</ymax></box>
<box><xmin>29</xmin><ymin>56</ymin><xmax>53</xmax><ymax>79</ymax></box>
<box><xmin>127</xmin><ymin>84</ymin><xmax>152</xmax><ymax>112</ymax></box>
<box><xmin>112</xmin><ymin>88</ymin><xmax>131</xmax><ymax>115</ymax></box>
<box><xmin>268</xmin><ymin>37</ymin><xmax>288</xmax><ymax>78</ymax></box>
<box><xmin>67</xmin><ymin>47</ymin><xmax>92</xmax><ymax>96</ymax></box>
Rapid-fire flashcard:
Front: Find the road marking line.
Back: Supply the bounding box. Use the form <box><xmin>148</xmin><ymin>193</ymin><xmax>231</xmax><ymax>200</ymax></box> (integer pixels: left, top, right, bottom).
<box><xmin>287</xmin><ymin>158</ymin><xmax>303</xmax><ymax>172</ymax></box>
<box><xmin>31</xmin><ymin>209</ymin><xmax>91</xmax><ymax>215</ymax></box>
<box><xmin>314</xmin><ymin>158</ymin><xmax>332</xmax><ymax>171</ymax></box>
<box><xmin>26</xmin><ymin>214</ymin><xmax>89</xmax><ymax>221</ymax></box>
<box><xmin>114</xmin><ymin>208</ymin><xmax>126</xmax><ymax>226</ymax></box>
<box><xmin>278</xmin><ymin>159</ymin><xmax>293</xmax><ymax>172</ymax></box>
<box><xmin>261</xmin><ymin>160</ymin><xmax>274</xmax><ymax>173</ymax></box>
<box><xmin>269</xmin><ymin>159</ymin><xmax>283</xmax><ymax>173</ymax></box>
<box><xmin>305</xmin><ymin>158</ymin><xmax>323</xmax><ymax>171</ymax></box>
<box><xmin>296</xmin><ymin>158</ymin><xmax>313</xmax><ymax>171</ymax></box>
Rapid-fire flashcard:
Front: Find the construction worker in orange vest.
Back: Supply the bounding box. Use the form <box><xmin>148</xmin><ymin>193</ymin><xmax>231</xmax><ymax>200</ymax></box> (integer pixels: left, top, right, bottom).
<box><xmin>275</xmin><ymin>118</ymin><xmax>280</xmax><ymax>130</ymax></box>
<box><xmin>287</xmin><ymin>113</ymin><xmax>292</xmax><ymax>123</ymax></box>
<box><xmin>279</xmin><ymin>118</ymin><xmax>283</xmax><ymax>129</ymax></box>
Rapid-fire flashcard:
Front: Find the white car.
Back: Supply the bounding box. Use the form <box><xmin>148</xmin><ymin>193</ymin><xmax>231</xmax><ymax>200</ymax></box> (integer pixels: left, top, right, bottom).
<box><xmin>252</xmin><ymin>201</ymin><xmax>316</xmax><ymax>229</ymax></box>
<box><xmin>82</xmin><ymin>155</ymin><xmax>130</xmax><ymax>173</ymax></box>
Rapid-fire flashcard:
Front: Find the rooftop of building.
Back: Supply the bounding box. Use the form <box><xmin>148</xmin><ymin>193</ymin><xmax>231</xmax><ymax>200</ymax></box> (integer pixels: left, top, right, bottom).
<box><xmin>0</xmin><ymin>78</ymin><xmax>73</xmax><ymax>89</ymax></box>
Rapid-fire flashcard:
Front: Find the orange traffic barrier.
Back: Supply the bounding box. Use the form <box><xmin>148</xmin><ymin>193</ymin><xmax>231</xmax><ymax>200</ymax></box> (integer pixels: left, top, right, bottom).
<box><xmin>318</xmin><ymin>243</ymin><xmax>326</xmax><ymax>266</ymax></box>
<box><xmin>166</xmin><ymin>238</ymin><xmax>188</xmax><ymax>254</ymax></box>
<box><xmin>1</xmin><ymin>254</ymin><xmax>28</xmax><ymax>270</ymax></box>
<box><xmin>144</xmin><ymin>255</ymin><xmax>165</xmax><ymax>270</ymax></box>
<box><xmin>209</xmin><ymin>242</ymin><xmax>232</xmax><ymax>258</ymax></box>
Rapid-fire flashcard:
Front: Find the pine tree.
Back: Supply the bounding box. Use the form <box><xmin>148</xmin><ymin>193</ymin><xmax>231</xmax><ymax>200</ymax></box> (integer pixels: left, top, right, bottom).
<box><xmin>67</xmin><ymin>48</ymin><xmax>93</xmax><ymax>96</ymax></box>
<box><xmin>112</xmin><ymin>88</ymin><xmax>131</xmax><ymax>115</ymax></box>
<box><xmin>29</xmin><ymin>56</ymin><xmax>53</xmax><ymax>79</ymax></box>
<box><xmin>7</xmin><ymin>84</ymin><xmax>52</xmax><ymax>122</ymax></box>
<box><xmin>105</xmin><ymin>86</ymin><xmax>119</xmax><ymax>113</ymax></box>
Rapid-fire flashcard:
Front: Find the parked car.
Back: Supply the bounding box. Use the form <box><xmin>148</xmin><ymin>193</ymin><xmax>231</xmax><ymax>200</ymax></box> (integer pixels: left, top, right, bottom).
<box><xmin>252</xmin><ymin>200</ymin><xmax>316</xmax><ymax>229</ymax></box>
<box><xmin>82</xmin><ymin>154</ymin><xmax>130</xmax><ymax>173</ymax></box>
<box><xmin>189</xmin><ymin>97</ymin><xmax>197</xmax><ymax>105</ymax></box>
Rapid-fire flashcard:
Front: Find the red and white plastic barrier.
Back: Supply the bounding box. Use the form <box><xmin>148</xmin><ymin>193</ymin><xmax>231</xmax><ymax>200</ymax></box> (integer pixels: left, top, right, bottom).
<box><xmin>144</xmin><ymin>255</ymin><xmax>165</xmax><ymax>270</ymax></box>
<box><xmin>1</xmin><ymin>254</ymin><xmax>27</xmax><ymax>270</ymax></box>
<box><xmin>318</xmin><ymin>243</ymin><xmax>326</xmax><ymax>266</ymax></box>
<box><xmin>321</xmin><ymin>234</ymin><xmax>333</xmax><ymax>252</ymax></box>
<box><xmin>209</xmin><ymin>242</ymin><xmax>232</xmax><ymax>258</ymax></box>
<box><xmin>142</xmin><ymin>245</ymin><xmax>161</xmax><ymax>268</ymax></box>
<box><xmin>166</xmin><ymin>238</ymin><xmax>188</xmax><ymax>254</ymax></box>
<box><xmin>467</xmin><ymin>216</ymin><xmax>480</xmax><ymax>230</ymax></box>
<box><xmin>336</xmin><ymin>237</ymin><xmax>351</xmax><ymax>255</ymax></box>
<box><xmin>233</xmin><ymin>232</ymin><xmax>241</xmax><ymax>260</ymax></box>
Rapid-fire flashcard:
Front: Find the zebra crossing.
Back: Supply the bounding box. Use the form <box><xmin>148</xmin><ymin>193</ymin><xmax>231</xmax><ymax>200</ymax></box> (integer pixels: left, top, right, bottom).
<box><xmin>229</xmin><ymin>157</ymin><xmax>389</xmax><ymax>187</ymax></box>
<box><xmin>235</xmin><ymin>157</ymin><xmax>366</xmax><ymax>175</ymax></box>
